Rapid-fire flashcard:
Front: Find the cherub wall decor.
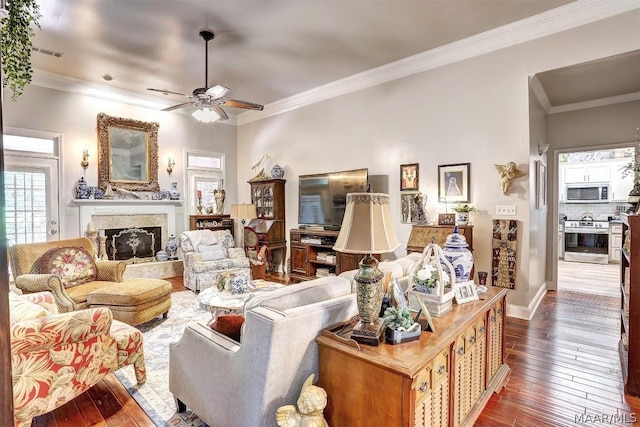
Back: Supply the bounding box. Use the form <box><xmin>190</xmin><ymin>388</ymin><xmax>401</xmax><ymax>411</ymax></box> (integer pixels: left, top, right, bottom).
<box><xmin>494</xmin><ymin>161</ymin><xmax>527</xmax><ymax>194</ymax></box>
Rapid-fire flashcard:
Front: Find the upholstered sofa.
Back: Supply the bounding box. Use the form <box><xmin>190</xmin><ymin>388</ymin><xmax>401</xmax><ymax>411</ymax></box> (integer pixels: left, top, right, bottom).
<box><xmin>180</xmin><ymin>229</ymin><xmax>251</xmax><ymax>292</ymax></box>
<box><xmin>169</xmin><ymin>276</ymin><xmax>357</xmax><ymax>427</ymax></box>
<box><xmin>339</xmin><ymin>252</ymin><xmax>422</xmax><ymax>291</ymax></box>
<box><xmin>9</xmin><ymin>291</ymin><xmax>146</xmax><ymax>427</ymax></box>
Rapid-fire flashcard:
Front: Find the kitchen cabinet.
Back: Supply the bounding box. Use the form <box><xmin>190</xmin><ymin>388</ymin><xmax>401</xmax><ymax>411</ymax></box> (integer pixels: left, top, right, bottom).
<box><xmin>610</xmin><ymin>222</ymin><xmax>623</xmax><ymax>262</ymax></box>
<box><xmin>610</xmin><ymin>160</ymin><xmax>635</xmax><ymax>202</ymax></box>
<box><xmin>564</xmin><ymin>163</ymin><xmax>610</xmax><ymax>183</ymax></box>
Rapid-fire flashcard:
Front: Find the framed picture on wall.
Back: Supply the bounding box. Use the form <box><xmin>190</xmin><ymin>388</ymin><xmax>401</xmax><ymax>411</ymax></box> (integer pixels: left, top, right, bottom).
<box><xmin>438</xmin><ymin>163</ymin><xmax>470</xmax><ymax>203</ymax></box>
<box><xmin>400</xmin><ymin>163</ymin><xmax>419</xmax><ymax>191</ymax></box>
<box><xmin>400</xmin><ymin>191</ymin><xmax>419</xmax><ymax>224</ymax></box>
<box><xmin>536</xmin><ymin>160</ymin><xmax>547</xmax><ymax>209</ymax></box>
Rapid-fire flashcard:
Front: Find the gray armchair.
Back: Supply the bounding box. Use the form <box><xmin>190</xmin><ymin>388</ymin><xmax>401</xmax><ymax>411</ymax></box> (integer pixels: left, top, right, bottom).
<box><xmin>169</xmin><ymin>276</ymin><xmax>357</xmax><ymax>427</ymax></box>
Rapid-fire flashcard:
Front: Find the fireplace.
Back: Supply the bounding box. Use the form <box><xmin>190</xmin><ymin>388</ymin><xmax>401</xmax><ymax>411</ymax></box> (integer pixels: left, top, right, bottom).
<box><xmin>106</xmin><ymin>226</ymin><xmax>161</xmax><ymax>263</ymax></box>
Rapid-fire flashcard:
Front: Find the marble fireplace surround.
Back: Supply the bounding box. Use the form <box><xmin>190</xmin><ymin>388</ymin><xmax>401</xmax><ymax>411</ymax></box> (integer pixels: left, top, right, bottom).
<box><xmin>74</xmin><ymin>199</ymin><xmax>182</xmax><ymax>257</ymax></box>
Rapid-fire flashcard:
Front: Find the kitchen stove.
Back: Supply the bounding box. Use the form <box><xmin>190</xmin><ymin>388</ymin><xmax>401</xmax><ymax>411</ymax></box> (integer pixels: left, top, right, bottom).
<box><xmin>564</xmin><ymin>219</ymin><xmax>609</xmax><ymax>264</ymax></box>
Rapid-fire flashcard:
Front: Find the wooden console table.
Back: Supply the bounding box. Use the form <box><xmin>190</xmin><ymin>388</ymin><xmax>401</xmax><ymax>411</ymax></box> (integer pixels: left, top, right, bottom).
<box><xmin>316</xmin><ymin>287</ymin><xmax>509</xmax><ymax>427</ymax></box>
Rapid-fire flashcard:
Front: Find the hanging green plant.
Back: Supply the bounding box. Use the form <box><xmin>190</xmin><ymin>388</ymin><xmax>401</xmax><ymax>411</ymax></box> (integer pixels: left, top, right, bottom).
<box><xmin>1</xmin><ymin>0</ymin><xmax>42</xmax><ymax>100</ymax></box>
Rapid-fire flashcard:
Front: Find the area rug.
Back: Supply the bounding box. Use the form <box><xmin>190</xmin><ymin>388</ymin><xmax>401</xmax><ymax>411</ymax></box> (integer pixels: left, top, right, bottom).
<box><xmin>115</xmin><ymin>291</ymin><xmax>210</xmax><ymax>427</ymax></box>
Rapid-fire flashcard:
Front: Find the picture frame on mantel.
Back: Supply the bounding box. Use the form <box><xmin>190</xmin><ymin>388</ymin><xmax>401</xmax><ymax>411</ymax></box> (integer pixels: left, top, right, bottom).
<box><xmin>438</xmin><ymin>162</ymin><xmax>470</xmax><ymax>203</ymax></box>
<box><xmin>400</xmin><ymin>163</ymin><xmax>419</xmax><ymax>191</ymax></box>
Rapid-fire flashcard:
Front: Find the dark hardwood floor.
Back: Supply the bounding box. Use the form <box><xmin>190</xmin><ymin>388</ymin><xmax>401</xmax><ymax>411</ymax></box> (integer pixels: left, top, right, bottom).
<box><xmin>33</xmin><ymin>277</ymin><xmax>640</xmax><ymax>426</ymax></box>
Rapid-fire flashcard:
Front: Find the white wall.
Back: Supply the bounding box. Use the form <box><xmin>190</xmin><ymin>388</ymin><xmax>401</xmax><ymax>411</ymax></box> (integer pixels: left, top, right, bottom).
<box><xmin>237</xmin><ymin>10</ymin><xmax>640</xmax><ymax>314</ymax></box>
<box><xmin>2</xmin><ymin>85</ymin><xmax>238</xmax><ymax>240</ymax></box>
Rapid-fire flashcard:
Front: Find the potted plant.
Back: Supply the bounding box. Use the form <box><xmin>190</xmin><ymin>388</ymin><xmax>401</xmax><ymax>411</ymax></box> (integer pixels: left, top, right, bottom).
<box><xmin>451</xmin><ymin>204</ymin><xmax>477</xmax><ymax>225</ymax></box>
<box><xmin>383</xmin><ymin>305</ymin><xmax>421</xmax><ymax>344</ymax></box>
<box><xmin>1</xmin><ymin>0</ymin><xmax>42</xmax><ymax>100</ymax></box>
<box><xmin>412</xmin><ymin>262</ymin><xmax>449</xmax><ymax>294</ymax></box>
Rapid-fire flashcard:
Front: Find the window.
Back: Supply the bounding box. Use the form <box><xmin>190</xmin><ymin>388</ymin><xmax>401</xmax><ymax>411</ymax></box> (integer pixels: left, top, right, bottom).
<box><xmin>186</xmin><ymin>150</ymin><xmax>225</xmax><ymax>215</ymax></box>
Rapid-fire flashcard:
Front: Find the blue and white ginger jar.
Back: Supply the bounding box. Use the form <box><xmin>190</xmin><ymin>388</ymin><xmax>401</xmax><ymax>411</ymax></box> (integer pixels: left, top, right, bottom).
<box><xmin>442</xmin><ymin>227</ymin><xmax>474</xmax><ymax>282</ymax></box>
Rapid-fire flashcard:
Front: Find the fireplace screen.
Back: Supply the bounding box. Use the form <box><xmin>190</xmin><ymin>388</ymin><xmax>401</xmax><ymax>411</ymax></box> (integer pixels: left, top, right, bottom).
<box><xmin>106</xmin><ymin>226</ymin><xmax>161</xmax><ymax>263</ymax></box>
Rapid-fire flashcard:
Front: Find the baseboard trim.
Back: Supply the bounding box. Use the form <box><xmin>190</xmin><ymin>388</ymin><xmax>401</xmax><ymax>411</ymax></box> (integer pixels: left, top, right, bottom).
<box><xmin>506</xmin><ymin>282</ymin><xmax>548</xmax><ymax>320</ymax></box>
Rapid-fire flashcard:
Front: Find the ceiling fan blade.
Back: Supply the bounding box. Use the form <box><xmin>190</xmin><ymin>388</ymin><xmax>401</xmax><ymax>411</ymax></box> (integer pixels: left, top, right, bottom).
<box><xmin>205</xmin><ymin>84</ymin><xmax>230</xmax><ymax>99</ymax></box>
<box><xmin>222</xmin><ymin>99</ymin><xmax>264</xmax><ymax>111</ymax></box>
<box><xmin>162</xmin><ymin>101</ymin><xmax>194</xmax><ymax>112</ymax></box>
<box><xmin>147</xmin><ymin>88</ymin><xmax>187</xmax><ymax>97</ymax></box>
<box><xmin>211</xmin><ymin>105</ymin><xmax>229</xmax><ymax>121</ymax></box>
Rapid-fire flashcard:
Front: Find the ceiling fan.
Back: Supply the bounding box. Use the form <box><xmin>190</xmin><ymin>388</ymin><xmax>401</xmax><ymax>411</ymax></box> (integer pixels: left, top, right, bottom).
<box><xmin>147</xmin><ymin>30</ymin><xmax>263</xmax><ymax>121</ymax></box>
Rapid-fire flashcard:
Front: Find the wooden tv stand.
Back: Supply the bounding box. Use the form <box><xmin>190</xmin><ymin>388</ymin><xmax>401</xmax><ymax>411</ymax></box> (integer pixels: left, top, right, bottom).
<box><xmin>289</xmin><ymin>228</ymin><xmax>376</xmax><ymax>282</ymax></box>
<box><xmin>317</xmin><ymin>287</ymin><xmax>509</xmax><ymax>427</ymax></box>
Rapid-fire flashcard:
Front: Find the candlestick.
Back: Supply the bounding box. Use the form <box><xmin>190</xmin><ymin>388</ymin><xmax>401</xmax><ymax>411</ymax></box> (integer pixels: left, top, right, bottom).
<box><xmin>197</xmin><ymin>190</ymin><xmax>202</xmax><ymax>199</ymax></box>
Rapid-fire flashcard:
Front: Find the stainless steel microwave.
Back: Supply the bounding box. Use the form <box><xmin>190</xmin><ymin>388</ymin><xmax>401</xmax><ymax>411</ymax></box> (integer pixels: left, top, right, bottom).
<box><xmin>565</xmin><ymin>183</ymin><xmax>609</xmax><ymax>203</ymax></box>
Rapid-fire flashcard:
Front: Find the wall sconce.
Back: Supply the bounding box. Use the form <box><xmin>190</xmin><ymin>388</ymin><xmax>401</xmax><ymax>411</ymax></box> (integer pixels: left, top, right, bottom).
<box><xmin>167</xmin><ymin>157</ymin><xmax>176</xmax><ymax>176</ymax></box>
<box><xmin>81</xmin><ymin>149</ymin><xmax>89</xmax><ymax>171</ymax></box>
<box><xmin>538</xmin><ymin>144</ymin><xmax>550</xmax><ymax>156</ymax></box>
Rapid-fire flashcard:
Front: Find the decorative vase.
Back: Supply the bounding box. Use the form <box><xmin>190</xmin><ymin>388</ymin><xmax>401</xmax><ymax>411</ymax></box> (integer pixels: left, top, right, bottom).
<box><xmin>156</xmin><ymin>250</ymin><xmax>169</xmax><ymax>262</ymax></box>
<box><xmin>76</xmin><ymin>177</ymin><xmax>91</xmax><ymax>199</ymax></box>
<box><xmin>442</xmin><ymin>226</ymin><xmax>474</xmax><ymax>282</ymax></box>
<box><xmin>169</xmin><ymin>182</ymin><xmax>181</xmax><ymax>200</ymax></box>
<box><xmin>166</xmin><ymin>235</ymin><xmax>178</xmax><ymax>260</ymax></box>
<box><xmin>213</xmin><ymin>189</ymin><xmax>226</xmax><ymax>214</ymax></box>
<box><xmin>271</xmin><ymin>164</ymin><xmax>285</xmax><ymax>179</ymax></box>
<box><xmin>455</xmin><ymin>211</ymin><xmax>469</xmax><ymax>226</ymax></box>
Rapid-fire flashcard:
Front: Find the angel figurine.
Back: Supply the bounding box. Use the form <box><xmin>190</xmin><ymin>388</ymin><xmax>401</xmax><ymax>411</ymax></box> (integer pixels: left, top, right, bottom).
<box><xmin>275</xmin><ymin>374</ymin><xmax>329</xmax><ymax>427</ymax></box>
<box><xmin>494</xmin><ymin>161</ymin><xmax>526</xmax><ymax>194</ymax></box>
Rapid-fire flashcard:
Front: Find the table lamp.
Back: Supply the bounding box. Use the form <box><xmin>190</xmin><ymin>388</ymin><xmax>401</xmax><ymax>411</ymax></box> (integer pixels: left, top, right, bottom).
<box><xmin>231</xmin><ymin>203</ymin><xmax>258</xmax><ymax>247</ymax></box>
<box><xmin>333</xmin><ymin>193</ymin><xmax>401</xmax><ymax>345</ymax></box>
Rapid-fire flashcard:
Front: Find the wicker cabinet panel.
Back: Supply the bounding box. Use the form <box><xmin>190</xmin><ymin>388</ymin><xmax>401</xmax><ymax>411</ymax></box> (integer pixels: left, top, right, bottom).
<box><xmin>488</xmin><ymin>299</ymin><xmax>505</xmax><ymax>382</ymax></box>
<box><xmin>471</xmin><ymin>317</ymin><xmax>487</xmax><ymax>403</ymax></box>
<box><xmin>414</xmin><ymin>351</ymin><xmax>449</xmax><ymax>427</ymax></box>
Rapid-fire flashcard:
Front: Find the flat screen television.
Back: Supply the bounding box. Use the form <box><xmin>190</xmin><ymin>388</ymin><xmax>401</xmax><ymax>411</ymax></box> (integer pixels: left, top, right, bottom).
<box><xmin>298</xmin><ymin>168</ymin><xmax>368</xmax><ymax>228</ymax></box>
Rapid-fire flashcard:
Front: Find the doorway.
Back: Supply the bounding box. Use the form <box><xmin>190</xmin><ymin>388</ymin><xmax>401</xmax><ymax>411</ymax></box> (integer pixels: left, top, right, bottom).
<box><xmin>2</xmin><ymin>132</ymin><xmax>61</xmax><ymax>247</ymax></box>
<box><xmin>556</xmin><ymin>146</ymin><xmax>633</xmax><ymax>297</ymax></box>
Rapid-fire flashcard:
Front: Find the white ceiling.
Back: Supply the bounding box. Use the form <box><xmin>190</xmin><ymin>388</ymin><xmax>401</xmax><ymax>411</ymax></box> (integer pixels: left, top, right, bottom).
<box><xmin>22</xmin><ymin>0</ymin><xmax>639</xmax><ymax>120</ymax></box>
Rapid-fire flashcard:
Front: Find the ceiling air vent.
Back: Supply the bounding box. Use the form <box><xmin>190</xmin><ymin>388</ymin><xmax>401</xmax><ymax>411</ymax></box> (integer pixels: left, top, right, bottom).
<box><xmin>32</xmin><ymin>46</ymin><xmax>64</xmax><ymax>58</ymax></box>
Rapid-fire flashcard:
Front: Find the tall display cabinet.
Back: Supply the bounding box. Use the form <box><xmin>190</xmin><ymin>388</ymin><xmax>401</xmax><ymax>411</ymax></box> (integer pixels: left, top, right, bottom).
<box><xmin>248</xmin><ymin>179</ymin><xmax>286</xmax><ymax>273</ymax></box>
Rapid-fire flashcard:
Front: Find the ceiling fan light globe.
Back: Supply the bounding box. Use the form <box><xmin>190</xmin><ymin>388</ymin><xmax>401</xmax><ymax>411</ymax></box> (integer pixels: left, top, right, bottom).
<box><xmin>192</xmin><ymin>107</ymin><xmax>220</xmax><ymax>123</ymax></box>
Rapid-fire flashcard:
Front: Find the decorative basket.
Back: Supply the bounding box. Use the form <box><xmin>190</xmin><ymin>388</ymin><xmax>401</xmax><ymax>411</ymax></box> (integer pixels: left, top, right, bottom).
<box><xmin>408</xmin><ymin>243</ymin><xmax>457</xmax><ymax>317</ymax></box>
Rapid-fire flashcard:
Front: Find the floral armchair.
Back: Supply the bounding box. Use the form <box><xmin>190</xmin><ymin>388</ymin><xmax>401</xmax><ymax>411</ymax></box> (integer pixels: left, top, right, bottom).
<box><xmin>8</xmin><ymin>237</ymin><xmax>126</xmax><ymax>313</ymax></box>
<box><xmin>180</xmin><ymin>229</ymin><xmax>251</xmax><ymax>292</ymax></box>
<box><xmin>10</xmin><ymin>291</ymin><xmax>146</xmax><ymax>427</ymax></box>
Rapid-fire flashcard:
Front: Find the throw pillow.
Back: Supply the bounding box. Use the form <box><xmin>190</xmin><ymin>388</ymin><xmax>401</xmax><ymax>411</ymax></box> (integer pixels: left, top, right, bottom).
<box><xmin>227</xmin><ymin>247</ymin><xmax>246</xmax><ymax>259</ymax></box>
<box><xmin>210</xmin><ymin>315</ymin><xmax>244</xmax><ymax>342</ymax></box>
<box><xmin>8</xmin><ymin>292</ymin><xmax>51</xmax><ymax>323</ymax></box>
<box><xmin>198</xmin><ymin>243</ymin><xmax>227</xmax><ymax>261</ymax></box>
<box><xmin>39</xmin><ymin>246</ymin><xmax>97</xmax><ymax>288</ymax></box>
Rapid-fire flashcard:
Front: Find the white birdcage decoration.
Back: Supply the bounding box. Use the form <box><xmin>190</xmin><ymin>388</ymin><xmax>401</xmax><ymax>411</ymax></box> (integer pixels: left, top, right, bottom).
<box><xmin>408</xmin><ymin>242</ymin><xmax>457</xmax><ymax>317</ymax></box>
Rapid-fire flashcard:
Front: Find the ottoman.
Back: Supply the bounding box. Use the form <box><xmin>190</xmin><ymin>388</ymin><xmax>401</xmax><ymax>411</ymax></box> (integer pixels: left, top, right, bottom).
<box><xmin>87</xmin><ymin>278</ymin><xmax>172</xmax><ymax>326</ymax></box>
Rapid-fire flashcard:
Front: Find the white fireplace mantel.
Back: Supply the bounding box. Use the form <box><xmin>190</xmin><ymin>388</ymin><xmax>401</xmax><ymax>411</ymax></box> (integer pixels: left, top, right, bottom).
<box><xmin>73</xmin><ymin>199</ymin><xmax>182</xmax><ymax>239</ymax></box>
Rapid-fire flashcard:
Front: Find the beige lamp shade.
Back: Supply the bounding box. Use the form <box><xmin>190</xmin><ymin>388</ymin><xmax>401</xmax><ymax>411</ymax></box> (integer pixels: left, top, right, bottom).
<box><xmin>230</xmin><ymin>203</ymin><xmax>257</xmax><ymax>220</ymax></box>
<box><xmin>333</xmin><ymin>193</ymin><xmax>400</xmax><ymax>254</ymax></box>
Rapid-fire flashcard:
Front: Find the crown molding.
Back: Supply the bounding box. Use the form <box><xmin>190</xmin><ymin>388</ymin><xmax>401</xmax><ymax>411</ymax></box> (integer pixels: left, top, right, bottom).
<box><xmin>548</xmin><ymin>91</ymin><xmax>640</xmax><ymax>114</ymax></box>
<box><xmin>30</xmin><ymin>0</ymin><xmax>638</xmax><ymax>127</ymax></box>
<box><xmin>528</xmin><ymin>75</ymin><xmax>553</xmax><ymax>113</ymax></box>
<box><xmin>238</xmin><ymin>0</ymin><xmax>639</xmax><ymax>125</ymax></box>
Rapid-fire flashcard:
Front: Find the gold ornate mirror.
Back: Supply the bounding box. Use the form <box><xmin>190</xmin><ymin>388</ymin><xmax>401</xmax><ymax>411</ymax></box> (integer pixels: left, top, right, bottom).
<box><xmin>97</xmin><ymin>113</ymin><xmax>160</xmax><ymax>192</ymax></box>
